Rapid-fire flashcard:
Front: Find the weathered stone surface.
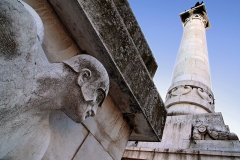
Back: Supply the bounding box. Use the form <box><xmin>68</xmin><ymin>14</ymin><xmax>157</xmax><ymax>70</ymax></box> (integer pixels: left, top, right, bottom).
<box><xmin>166</xmin><ymin>4</ymin><xmax>213</xmax><ymax>116</ymax></box>
<box><xmin>43</xmin><ymin>111</ymin><xmax>89</xmax><ymax>160</ymax></box>
<box><xmin>82</xmin><ymin>96</ymin><xmax>131</xmax><ymax>160</ymax></box>
<box><xmin>0</xmin><ymin>1</ymin><xmax>109</xmax><ymax>159</ymax></box>
<box><xmin>165</xmin><ymin>84</ymin><xmax>215</xmax><ymax>115</ymax></box>
<box><xmin>124</xmin><ymin>3</ymin><xmax>240</xmax><ymax>160</ymax></box>
<box><xmin>136</xmin><ymin>113</ymin><xmax>239</xmax><ymax>151</ymax></box>
<box><xmin>173</xmin><ymin>12</ymin><xmax>211</xmax><ymax>88</ymax></box>
<box><xmin>24</xmin><ymin>0</ymin><xmax>81</xmax><ymax>62</ymax></box>
<box><xmin>123</xmin><ymin>147</ymin><xmax>240</xmax><ymax>160</ymax></box>
<box><xmin>48</xmin><ymin>0</ymin><xmax>166</xmax><ymax>141</ymax></box>
<box><xmin>112</xmin><ymin>0</ymin><xmax>158</xmax><ymax>77</ymax></box>
<box><xmin>167</xmin><ymin>80</ymin><xmax>213</xmax><ymax>96</ymax></box>
<box><xmin>73</xmin><ymin>133</ymin><xmax>113</xmax><ymax>160</ymax></box>
<box><xmin>20</xmin><ymin>0</ymin><xmax>44</xmax><ymax>45</ymax></box>
<box><xmin>190</xmin><ymin>140</ymin><xmax>240</xmax><ymax>152</ymax></box>
<box><xmin>192</xmin><ymin>119</ymin><xmax>239</xmax><ymax>140</ymax></box>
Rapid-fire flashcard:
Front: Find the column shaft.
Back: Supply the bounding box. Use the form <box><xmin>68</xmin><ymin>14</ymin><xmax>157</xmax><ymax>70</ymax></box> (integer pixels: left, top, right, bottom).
<box><xmin>165</xmin><ymin>11</ymin><xmax>215</xmax><ymax>115</ymax></box>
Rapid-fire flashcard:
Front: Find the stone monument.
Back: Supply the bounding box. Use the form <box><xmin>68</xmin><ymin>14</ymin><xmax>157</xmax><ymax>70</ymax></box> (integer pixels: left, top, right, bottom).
<box><xmin>0</xmin><ymin>0</ymin><xmax>166</xmax><ymax>159</ymax></box>
<box><xmin>0</xmin><ymin>0</ymin><xmax>109</xmax><ymax>159</ymax></box>
<box><xmin>123</xmin><ymin>2</ymin><xmax>240</xmax><ymax>160</ymax></box>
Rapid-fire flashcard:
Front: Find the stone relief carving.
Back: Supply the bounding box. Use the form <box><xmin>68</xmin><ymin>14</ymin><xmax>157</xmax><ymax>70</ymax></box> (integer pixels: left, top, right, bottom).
<box><xmin>166</xmin><ymin>85</ymin><xmax>214</xmax><ymax>105</ymax></box>
<box><xmin>0</xmin><ymin>0</ymin><xmax>109</xmax><ymax>159</ymax></box>
<box><xmin>171</xmin><ymin>85</ymin><xmax>192</xmax><ymax>96</ymax></box>
<box><xmin>197</xmin><ymin>88</ymin><xmax>213</xmax><ymax>104</ymax></box>
<box><xmin>165</xmin><ymin>84</ymin><xmax>215</xmax><ymax>113</ymax></box>
<box><xmin>184</xmin><ymin>13</ymin><xmax>208</xmax><ymax>27</ymax></box>
<box><xmin>192</xmin><ymin>120</ymin><xmax>239</xmax><ymax>140</ymax></box>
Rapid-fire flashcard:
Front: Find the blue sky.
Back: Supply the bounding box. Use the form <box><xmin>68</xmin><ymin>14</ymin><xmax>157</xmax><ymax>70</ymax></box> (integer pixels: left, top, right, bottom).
<box><xmin>128</xmin><ymin>1</ymin><xmax>240</xmax><ymax>137</ymax></box>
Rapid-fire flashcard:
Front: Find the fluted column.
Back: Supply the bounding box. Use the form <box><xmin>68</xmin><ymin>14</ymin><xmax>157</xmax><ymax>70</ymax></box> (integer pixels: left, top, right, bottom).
<box><xmin>165</xmin><ymin>4</ymin><xmax>215</xmax><ymax>115</ymax></box>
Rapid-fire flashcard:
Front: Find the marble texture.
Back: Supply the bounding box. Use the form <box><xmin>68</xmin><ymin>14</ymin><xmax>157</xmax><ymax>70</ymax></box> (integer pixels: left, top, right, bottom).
<box><xmin>166</xmin><ymin>9</ymin><xmax>213</xmax><ymax>115</ymax></box>
<box><xmin>172</xmin><ymin>14</ymin><xmax>211</xmax><ymax>88</ymax></box>
<box><xmin>124</xmin><ymin>3</ymin><xmax>240</xmax><ymax>160</ymax></box>
<box><xmin>48</xmin><ymin>0</ymin><xmax>166</xmax><ymax>142</ymax></box>
<box><xmin>21</xmin><ymin>0</ymin><xmax>44</xmax><ymax>44</ymax></box>
<box><xmin>24</xmin><ymin>0</ymin><xmax>81</xmax><ymax>62</ymax></box>
<box><xmin>136</xmin><ymin>113</ymin><xmax>239</xmax><ymax>150</ymax></box>
<box><xmin>165</xmin><ymin>84</ymin><xmax>215</xmax><ymax>115</ymax></box>
<box><xmin>123</xmin><ymin>147</ymin><xmax>240</xmax><ymax>160</ymax></box>
<box><xmin>0</xmin><ymin>1</ymin><xmax>109</xmax><ymax>159</ymax></box>
<box><xmin>73</xmin><ymin>133</ymin><xmax>113</xmax><ymax>160</ymax></box>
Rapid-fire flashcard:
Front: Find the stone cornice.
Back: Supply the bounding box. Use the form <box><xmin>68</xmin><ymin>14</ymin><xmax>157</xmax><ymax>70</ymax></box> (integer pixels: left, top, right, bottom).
<box><xmin>48</xmin><ymin>0</ymin><xmax>166</xmax><ymax>141</ymax></box>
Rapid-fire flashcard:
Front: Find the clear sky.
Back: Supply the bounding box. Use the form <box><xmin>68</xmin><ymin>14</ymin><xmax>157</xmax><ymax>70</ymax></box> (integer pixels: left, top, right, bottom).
<box><xmin>128</xmin><ymin>1</ymin><xmax>240</xmax><ymax>137</ymax></box>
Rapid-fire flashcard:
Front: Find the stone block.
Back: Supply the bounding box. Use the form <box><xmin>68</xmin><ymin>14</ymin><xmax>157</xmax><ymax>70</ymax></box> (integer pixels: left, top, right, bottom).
<box><xmin>186</xmin><ymin>41</ymin><xmax>198</xmax><ymax>46</ymax></box>
<box><xmin>23</xmin><ymin>0</ymin><xmax>80</xmax><ymax>63</ymax></box>
<box><xmin>179</xmin><ymin>42</ymin><xmax>190</xmax><ymax>50</ymax></box>
<box><xmin>167</xmin><ymin>104</ymin><xmax>209</xmax><ymax>115</ymax></box>
<box><xmin>73</xmin><ymin>133</ymin><xmax>113</xmax><ymax>160</ymax></box>
<box><xmin>123</xmin><ymin>147</ymin><xmax>240</xmax><ymax>160</ymax></box>
<box><xmin>123</xmin><ymin>147</ymin><xmax>155</xmax><ymax>160</ymax></box>
<box><xmin>135</xmin><ymin>113</ymin><xmax>235</xmax><ymax>153</ymax></box>
<box><xmin>195</xmin><ymin>51</ymin><xmax>208</xmax><ymax>61</ymax></box>
<box><xmin>186</xmin><ymin>45</ymin><xmax>198</xmax><ymax>51</ymax></box>
<box><xmin>43</xmin><ymin>111</ymin><xmax>89</xmax><ymax>160</ymax></box>
<box><xmin>160</xmin><ymin>117</ymin><xmax>192</xmax><ymax>148</ymax></box>
<box><xmin>181</xmin><ymin>37</ymin><xmax>197</xmax><ymax>44</ymax></box>
<box><xmin>192</xmin><ymin>74</ymin><xmax>211</xmax><ymax>88</ymax></box>
<box><xmin>183</xmin><ymin>34</ymin><xmax>196</xmax><ymax>40</ymax></box>
<box><xmin>176</xmin><ymin>57</ymin><xmax>186</xmax><ymax>65</ymax></box>
<box><xmin>112</xmin><ymin>0</ymin><xmax>158</xmax><ymax>77</ymax></box>
<box><xmin>185</xmin><ymin>54</ymin><xmax>205</xmax><ymax>62</ymax></box>
<box><xmin>196</xmin><ymin>41</ymin><xmax>206</xmax><ymax>47</ymax></box>
<box><xmin>180</xmin><ymin>49</ymin><xmax>196</xmax><ymax>56</ymax></box>
<box><xmin>172</xmin><ymin>74</ymin><xmax>192</xmax><ymax>84</ymax></box>
<box><xmin>173</xmin><ymin>71</ymin><xmax>185</xmax><ymax>79</ymax></box>
<box><xmin>165</xmin><ymin>96</ymin><xmax>180</xmax><ymax>108</ymax></box>
<box><xmin>48</xmin><ymin>0</ymin><xmax>166</xmax><ymax>142</ymax></box>
<box><xmin>181</xmin><ymin>59</ymin><xmax>196</xmax><ymax>69</ymax></box>
<box><xmin>190</xmin><ymin>140</ymin><xmax>240</xmax><ymax>152</ymax></box>
<box><xmin>195</xmin><ymin>60</ymin><xmax>207</xmax><ymax>70</ymax></box>
<box><xmin>82</xmin><ymin>96</ymin><xmax>131</xmax><ymax>160</ymax></box>
<box><xmin>184</xmin><ymin>67</ymin><xmax>210</xmax><ymax>82</ymax></box>
<box><xmin>179</xmin><ymin>95</ymin><xmax>212</xmax><ymax>112</ymax></box>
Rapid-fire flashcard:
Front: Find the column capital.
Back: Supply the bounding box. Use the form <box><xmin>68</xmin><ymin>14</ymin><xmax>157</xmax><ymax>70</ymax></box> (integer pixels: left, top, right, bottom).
<box><xmin>179</xmin><ymin>3</ymin><xmax>210</xmax><ymax>28</ymax></box>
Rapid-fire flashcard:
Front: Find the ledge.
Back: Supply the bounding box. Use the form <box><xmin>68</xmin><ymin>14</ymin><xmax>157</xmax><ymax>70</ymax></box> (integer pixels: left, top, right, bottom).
<box><xmin>123</xmin><ymin>146</ymin><xmax>240</xmax><ymax>157</ymax></box>
<box><xmin>48</xmin><ymin>0</ymin><xmax>166</xmax><ymax>141</ymax></box>
<box><xmin>112</xmin><ymin>0</ymin><xmax>158</xmax><ymax>77</ymax></box>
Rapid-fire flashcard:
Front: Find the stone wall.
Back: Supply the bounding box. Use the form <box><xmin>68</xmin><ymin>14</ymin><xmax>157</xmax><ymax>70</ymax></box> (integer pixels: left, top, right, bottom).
<box><xmin>21</xmin><ymin>1</ymin><xmax>132</xmax><ymax>159</ymax></box>
<box><xmin>123</xmin><ymin>147</ymin><xmax>240</xmax><ymax>160</ymax></box>
<box><xmin>44</xmin><ymin>96</ymin><xmax>131</xmax><ymax>160</ymax></box>
<box><xmin>0</xmin><ymin>0</ymin><xmax>166</xmax><ymax>159</ymax></box>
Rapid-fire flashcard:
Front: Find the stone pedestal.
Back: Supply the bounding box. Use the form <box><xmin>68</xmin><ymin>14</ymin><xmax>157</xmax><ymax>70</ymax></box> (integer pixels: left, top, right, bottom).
<box><xmin>137</xmin><ymin>113</ymin><xmax>239</xmax><ymax>150</ymax></box>
<box><xmin>124</xmin><ymin>113</ymin><xmax>240</xmax><ymax>160</ymax></box>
